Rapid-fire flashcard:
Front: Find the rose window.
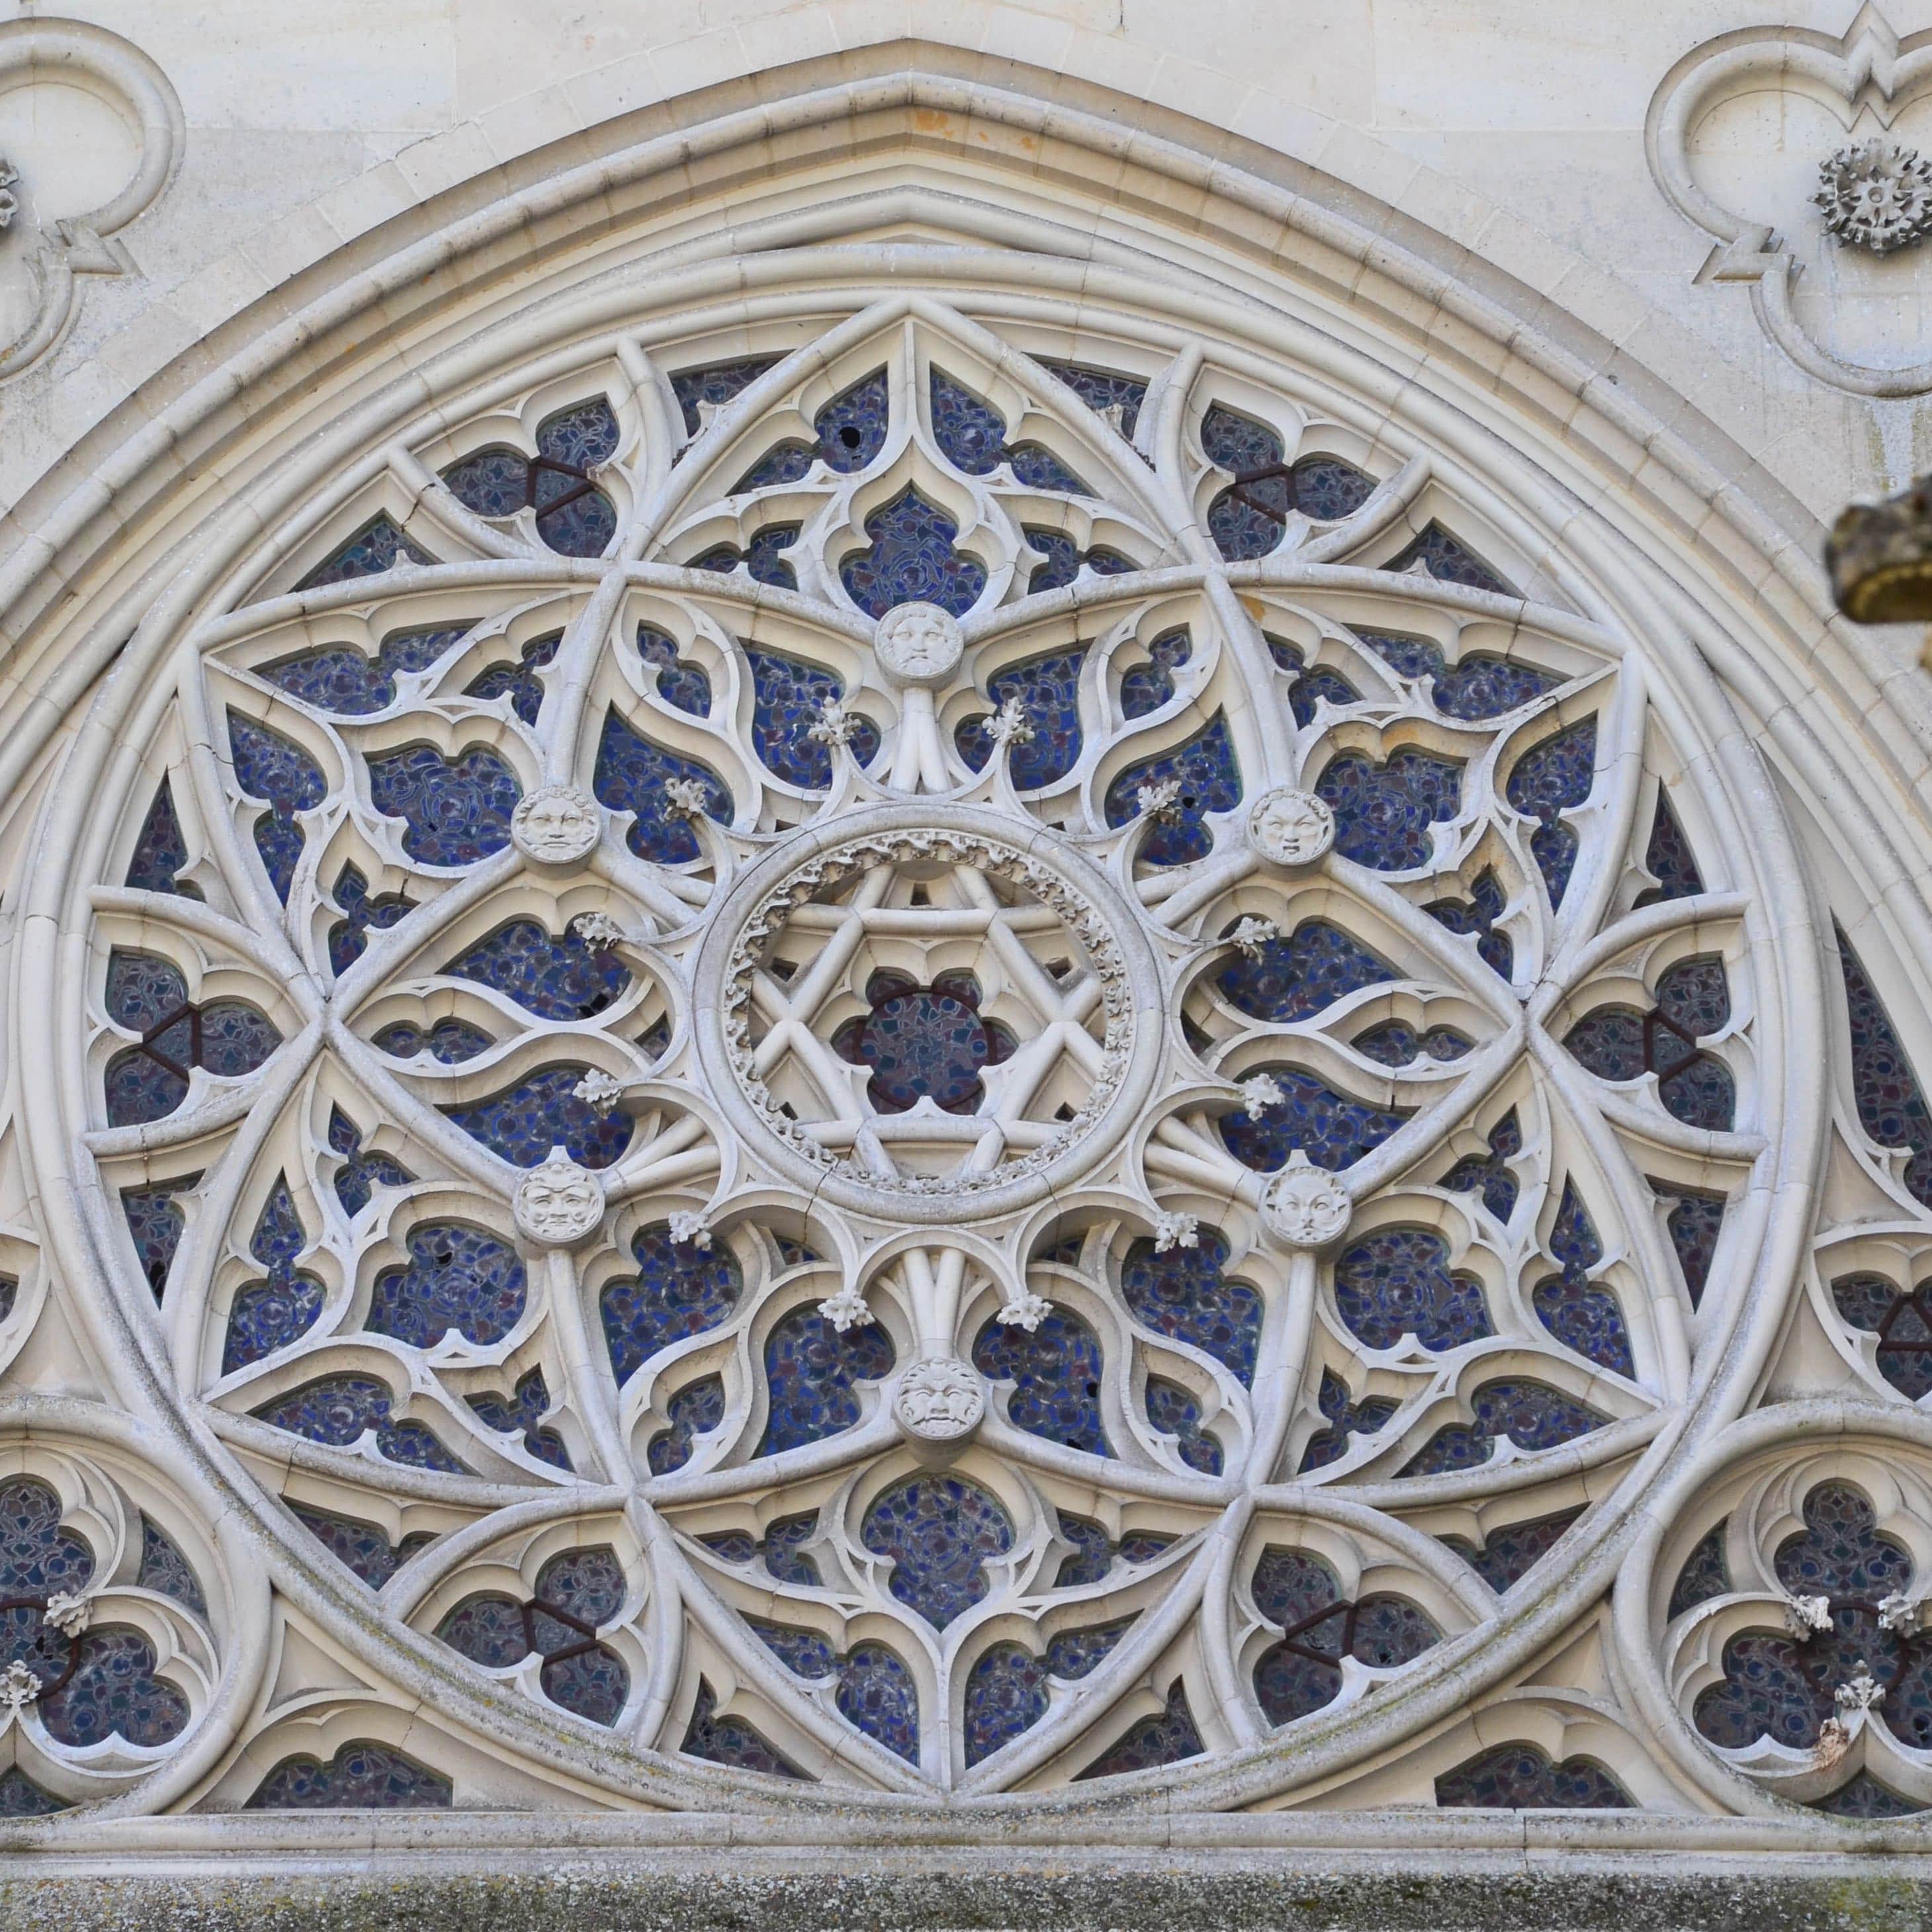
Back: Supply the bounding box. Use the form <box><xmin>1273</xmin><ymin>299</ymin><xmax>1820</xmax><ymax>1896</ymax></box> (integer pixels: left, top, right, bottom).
<box><xmin>29</xmin><ymin>287</ymin><xmax>1817</xmax><ymax>1816</ymax></box>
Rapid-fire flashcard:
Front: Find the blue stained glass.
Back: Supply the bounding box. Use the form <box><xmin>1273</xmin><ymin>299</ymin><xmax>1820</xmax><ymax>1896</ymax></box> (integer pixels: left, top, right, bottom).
<box><xmin>1201</xmin><ymin>404</ymin><xmax>1287</xmax><ymax>560</ymax></box>
<box><xmin>1333</xmin><ymin>1225</ymin><xmax>1491</xmax><ymax>1352</ymax></box>
<box><xmin>249</xmin><ymin>1741</ymin><xmax>451</xmax><ymax>1809</ymax></box>
<box><xmin>1264</xmin><ymin>635</ymin><xmax>1361</xmax><ymax>727</ymax></box>
<box><xmin>40</xmin><ymin>1625</ymin><xmax>189</xmax><ymax>1747</ymax></box>
<box><xmin>251</xmin><ymin>1374</ymin><xmax>463</xmax><ymax>1471</ymax></box>
<box><xmin>104</xmin><ymin>949</ymin><xmax>280</xmax><ymax>1126</ymax></box>
<box><xmin>637</xmin><ymin>624</ymin><xmax>711</xmax><ymax>716</ymax></box>
<box><xmin>1426</xmin><ymin>870</ymin><xmax>1513</xmax><ymax>981</ymax></box>
<box><xmin>222</xmin><ymin>1176</ymin><xmax>324</xmax><ymax>1372</ymax></box>
<box><xmin>1814</xmin><ymin>1773</ymin><xmax>1927</xmax><ymax>1818</ymax></box>
<box><xmin>1637</xmin><ymin>796</ymin><xmax>1705</xmax><ymax>905</ymax></box>
<box><xmin>1249</xmin><ymin>1547</ymin><xmax>1438</xmax><ymax>1726</ymax></box>
<box><xmin>447</xmin><ymin>918</ymin><xmax>631</xmax><ymax>1021</ymax></box>
<box><xmin>371</xmin><ymin>1016</ymin><xmax>493</xmax><ymax>1063</ymax></box>
<box><xmin>973</xmin><ymin>1308</ymin><xmax>1110</xmax><ymax>1455</ymax></box>
<box><xmin>648</xmin><ymin>1374</ymin><xmax>726</xmax><ymax>1475</ymax></box>
<box><xmin>291</xmin><ymin>1503</ymin><xmax>433</xmax><ymax>1589</ymax></box>
<box><xmin>107</xmin><ymin>948</ymin><xmax>192</xmax><ymax>1033</ymax></box>
<box><xmin>1440</xmin><ymin>1112</ymin><xmax>1522</xmax><ymax>1223</ymax></box>
<box><xmin>1054</xmin><ymin>1512</ymin><xmax>1175</xmax><ymax>1587</ymax></box>
<box><xmin>837</xmin><ymin>1642</ymin><xmax>920</xmax><ymax>1763</ymax></box>
<box><xmin>1119</xmin><ymin>1231</ymin><xmax>1260</xmax><ymax>1384</ymax></box>
<box><xmin>0</xmin><ymin>1769</ymin><xmax>65</xmax><ymax>1816</ymax></box>
<box><xmin>593</xmin><ymin>707</ymin><xmax>732</xmax><ymax>864</ymax></box>
<box><xmin>0</xmin><ymin>1478</ymin><xmax>94</xmax><ymax>1595</ymax></box>
<box><xmin>257</xmin><ymin>623</ymin><xmax>472</xmax><ymax>715</ymax></box>
<box><xmin>1384</xmin><ymin>523</ymin><xmax>1515</xmax><ymax>596</ymax></box>
<box><xmin>1507</xmin><ymin>719</ymin><xmax>1597</xmax><ymax>908</ymax></box>
<box><xmin>1439</xmin><ymin>1507</ymin><xmax>1585</xmax><ymax>1593</ymax></box>
<box><xmin>1298</xmin><ymin>1371</ymin><xmax>1398</xmax><ymax>1471</ymax></box>
<box><xmin>295</xmin><ymin>515</ymin><xmax>433</xmax><ymax>590</ymax></box>
<box><xmin>601</xmin><ymin>1224</ymin><xmax>743</xmax><ymax>1385</ymax></box>
<box><xmin>1120</xmin><ymin>627</ymin><xmax>1192</xmax><ymax>719</ymax></box>
<box><xmin>1290</xmin><ymin>455</ymin><xmax>1377</xmax><ymax>522</ymax></box>
<box><xmin>1667</xmin><ymin>1521</ymin><xmax>1730</xmax><ymax>1618</ymax></box>
<box><xmin>830</xmin><ymin>969</ymin><xmax>1015</xmax><ymax>1116</ymax></box>
<box><xmin>367</xmin><ymin>1221</ymin><xmax>525</xmax><ymax>1350</ymax></box>
<box><xmin>1692</xmin><ymin>1481</ymin><xmax>1932</xmax><ymax>1759</ymax></box>
<box><xmin>1318</xmin><ymin>746</ymin><xmax>1462</xmax><ymax>871</ymax></box>
<box><xmin>1400</xmin><ymin>1379</ymin><xmax>1605</xmax><ymax>1476</ymax></box>
<box><xmin>930</xmin><ymin>370</ymin><xmax>1088</xmax><ymax>494</ymax></box>
<box><xmin>1075</xmin><ymin>1683</ymin><xmax>1204</xmax><ymax>1778</ymax></box>
<box><xmin>1024</xmin><ymin>527</ymin><xmax>1136</xmax><ymax>593</ymax></box>
<box><xmin>1215</xmin><ymin>918</ymin><xmax>1391</xmax><ymax>1023</ymax></box>
<box><xmin>138</xmin><ymin>1516</ymin><xmax>207</xmax><ymax>1614</ymax></box>
<box><xmin>1041</xmin><ymin>362</ymin><xmax>1147</xmax><ymax>438</ymax></box>
<box><xmin>442</xmin><ymin>1063</ymin><xmax>634</xmax><ymax>1169</ymax></box>
<box><xmin>839</xmin><ymin>489</ymin><xmax>987</xmax><ymax>617</ymax></box>
<box><xmin>1532</xmin><ymin>1181</ymin><xmax>1632</xmax><ymax>1376</ymax></box>
<box><xmin>671</xmin><ymin>357</ymin><xmax>777</xmax><ymax>437</ymax></box>
<box><xmin>860</xmin><ymin>1473</ymin><xmax>1014</xmax><ymax>1628</ymax></box>
<box><xmin>756</xmin><ymin>1305</ymin><xmax>895</xmax><ymax>1456</ymax></box>
<box><xmin>1359</xmin><ymin>631</ymin><xmax>1559</xmax><ymax>721</ymax></box>
<box><xmin>930</xmin><ymin>371</ymin><xmax>1009</xmax><ymax>474</ymax></box>
<box><xmin>700</xmin><ymin>1513</ymin><xmax>822</xmax><ymax>1587</ymax></box>
<box><xmin>365</xmin><ymin>742</ymin><xmax>519</xmax><ymax>867</ymax></box>
<box><xmin>1219</xmin><ymin>1067</ymin><xmax>1407</xmax><ymax>1173</ymax></box>
<box><xmin>443</xmin><ymin>402</ymin><xmax>619</xmax><ymax>558</ymax></box>
<box><xmin>1436</xmin><ymin>1742</ymin><xmax>1629</xmax><ymax>1809</ymax></box>
<box><xmin>228</xmin><ymin>713</ymin><xmax>326</xmax><ymax>902</ymax></box>
<box><xmin>693</xmin><ymin>525</ymin><xmax>800</xmax><ymax>588</ymax></box>
<box><xmin>327</xmin><ymin>1106</ymin><xmax>412</xmax><ymax>1219</ymax></box>
<box><xmin>750</xmin><ymin>1622</ymin><xmax>920</xmax><ymax>1763</ymax></box>
<box><xmin>328</xmin><ymin>862</ymin><xmax>414</xmax><ymax>975</ymax></box>
<box><xmin>1103</xmin><ymin>712</ymin><xmax>1243</xmax><ymax>866</ymax></box>
<box><xmin>468</xmin><ymin>1366</ymin><xmax>570</xmax><ymax>1470</ymax></box>
<box><xmin>1837</xmin><ymin>928</ymin><xmax>1932</xmax><ymax>1207</ymax></box>
<box><xmin>1143</xmin><ymin>1375</ymin><xmax>1221</xmax><ymax>1475</ymax></box>
<box><xmin>743</xmin><ymin>646</ymin><xmax>879</xmax><ymax>788</ymax></box>
<box><xmin>682</xmin><ymin>1681</ymin><xmax>807</xmax><ymax>1778</ymax></box>
<box><xmin>1564</xmin><ymin>955</ymin><xmax>1734</xmax><ymax>1132</ymax></box>
<box><xmin>121</xmin><ymin>1175</ymin><xmax>197</xmax><ymax>1301</ymax></box>
<box><xmin>443</xmin><ymin>447</ymin><xmax>531</xmax><ymax>517</ymax></box>
<box><xmin>126</xmin><ymin>781</ymin><xmax>200</xmax><ymax>897</ymax></box>
<box><xmin>956</xmin><ymin>646</ymin><xmax>1086</xmax><ymax>791</ymax></box>
<box><xmin>1832</xmin><ymin>1270</ymin><xmax>1932</xmax><ymax>1398</ymax></box>
<box><xmin>739</xmin><ymin>371</ymin><xmax>887</xmax><ymax>489</ymax></box>
<box><xmin>1353</xmin><ymin>1019</ymin><xmax>1473</xmax><ymax>1067</ymax></box>
<box><xmin>962</xmin><ymin>1622</ymin><xmax>1130</xmax><ymax>1766</ymax></box>
<box><xmin>538</xmin><ymin>398</ymin><xmax>621</xmax><ymax>470</ymax></box>
<box><xmin>462</xmin><ymin>631</ymin><xmax>561</xmax><ymax>726</ymax></box>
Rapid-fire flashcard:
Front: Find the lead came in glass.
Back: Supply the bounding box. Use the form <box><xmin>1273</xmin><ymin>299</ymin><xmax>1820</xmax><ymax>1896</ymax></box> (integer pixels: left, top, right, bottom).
<box><xmin>861</xmin><ymin>1475</ymin><xmax>1014</xmax><ymax>1629</ymax></box>
<box><xmin>839</xmin><ymin>489</ymin><xmax>988</xmax><ymax>617</ymax></box>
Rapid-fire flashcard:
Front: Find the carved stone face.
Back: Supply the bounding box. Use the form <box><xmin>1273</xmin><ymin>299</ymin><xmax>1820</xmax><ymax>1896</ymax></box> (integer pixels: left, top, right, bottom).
<box><xmin>512</xmin><ymin>785</ymin><xmax>601</xmax><ymax>864</ymax></box>
<box><xmin>1261</xmin><ymin>1155</ymin><xmax>1352</xmax><ymax>1247</ymax></box>
<box><xmin>892</xmin><ymin>1358</ymin><xmax>987</xmax><ymax>1440</ymax></box>
<box><xmin>874</xmin><ymin>601</ymin><xmax>965</xmax><ymax>687</ymax></box>
<box><xmin>513</xmin><ymin>1153</ymin><xmax>605</xmax><ymax>1245</ymax></box>
<box><xmin>1245</xmin><ymin>785</ymin><xmax>1335</xmax><ymax>867</ymax></box>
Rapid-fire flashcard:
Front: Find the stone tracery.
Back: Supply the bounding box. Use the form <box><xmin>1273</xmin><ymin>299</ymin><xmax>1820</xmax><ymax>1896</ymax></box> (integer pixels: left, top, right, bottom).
<box><xmin>7</xmin><ymin>259</ymin><xmax>1857</xmax><ymax>1823</ymax></box>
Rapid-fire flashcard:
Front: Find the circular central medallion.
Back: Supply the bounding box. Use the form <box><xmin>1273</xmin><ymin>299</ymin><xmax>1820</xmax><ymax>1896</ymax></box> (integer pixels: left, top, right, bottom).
<box><xmin>695</xmin><ymin>804</ymin><xmax>1160</xmax><ymax>1222</ymax></box>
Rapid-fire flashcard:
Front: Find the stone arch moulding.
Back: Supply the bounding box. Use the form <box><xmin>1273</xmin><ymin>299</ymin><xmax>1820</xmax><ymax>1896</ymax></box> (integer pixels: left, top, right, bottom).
<box><xmin>0</xmin><ymin>44</ymin><xmax>1930</xmax><ymax>1861</ymax></box>
<box><xmin>1646</xmin><ymin>3</ymin><xmax>1932</xmax><ymax>398</ymax></box>
<box><xmin>0</xmin><ymin>15</ymin><xmax>183</xmax><ymax>384</ymax></box>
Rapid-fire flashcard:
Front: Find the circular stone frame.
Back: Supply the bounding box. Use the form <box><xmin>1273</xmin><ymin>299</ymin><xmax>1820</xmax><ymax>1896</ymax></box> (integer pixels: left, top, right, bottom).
<box><xmin>693</xmin><ymin>802</ymin><xmax>1164</xmax><ymax>1223</ymax></box>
